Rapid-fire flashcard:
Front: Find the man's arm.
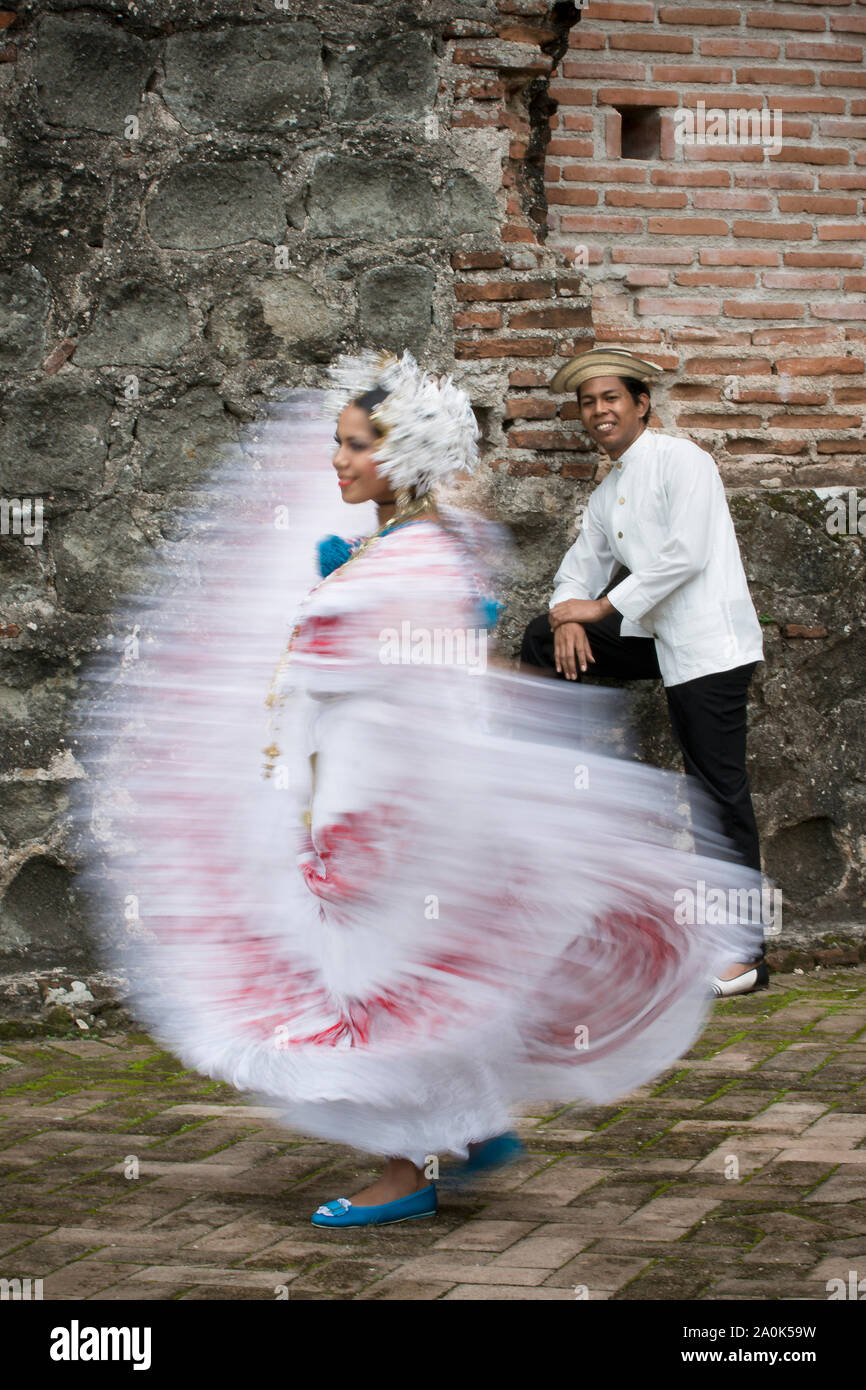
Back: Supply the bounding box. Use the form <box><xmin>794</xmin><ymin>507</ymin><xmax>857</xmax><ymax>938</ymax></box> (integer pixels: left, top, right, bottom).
<box><xmin>549</xmin><ymin>501</ymin><xmax>619</xmax><ymax>611</ymax></box>
<box><xmin>605</xmin><ymin>448</ymin><xmax>716</xmax><ymax>626</ymax></box>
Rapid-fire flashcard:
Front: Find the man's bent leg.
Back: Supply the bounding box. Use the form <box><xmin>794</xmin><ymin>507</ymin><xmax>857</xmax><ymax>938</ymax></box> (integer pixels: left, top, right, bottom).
<box><xmin>520</xmin><ymin>610</ymin><xmax>661</xmax><ymax>680</ymax></box>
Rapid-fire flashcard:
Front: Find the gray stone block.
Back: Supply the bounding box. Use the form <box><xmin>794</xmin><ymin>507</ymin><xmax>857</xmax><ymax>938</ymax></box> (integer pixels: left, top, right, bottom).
<box><xmin>136</xmin><ymin>386</ymin><xmax>240</xmax><ymax>492</ymax></box>
<box><xmin>208</xmin><ymin>276</ymin><xmax>343</xmax><ymax>365</ymax></box>
<box><xmin>0</xmin><ymin>378</ymin><xmax>112</xmax><ymax>494</ymax></box>
<box><xmin>328</xmin><ymin>32</ymin><xmax>437</xmax><ymax>122</ymax></box>
<box><xmin>307</xmin><ymin>155</ymin><xmax>436</xmax><ymax>239</ymax></box>
<box><xmin>34</xmin><ymin>15</ymin><xmax>154</xmax><ymax>134</ymax></box>
<box><xmin>162</xmin><ymin>23</ymin><xmax>324</xmax><ymax>133</ymax></box>
<box><xmin>0</xmin><ymin>265</ymin><xmax>52</xmax><ymax>370</ymax></box>
<box><xmin>446</xmin><ymin>172</ymin><xmax>499</xmax><ymax>236</ymax></box>
<box><xmin>147</xmin><ymin>161</ymin><xmax>285</xmax><ymax>250</ymax></box>
<box><xmin>75</xmin><ymin>282</ymin><xmax>192</xmax><ymax>368</ymax></box>
<box><xmin>358</xmin><ymin>264</ymin><xmax>435</xmax><ymax>354</ymax></box>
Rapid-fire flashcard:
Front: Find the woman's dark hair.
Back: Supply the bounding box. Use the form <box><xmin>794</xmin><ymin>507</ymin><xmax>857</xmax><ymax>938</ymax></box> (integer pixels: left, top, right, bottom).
<box><xmin>577</xmin><ymin>374</ymin><xmax>651</xmax><ymax>422</ymax></box>
<box><xmin>353</xmin><ymin>385</ymin><xmax>389</xmax><ymax>434</ymax></box>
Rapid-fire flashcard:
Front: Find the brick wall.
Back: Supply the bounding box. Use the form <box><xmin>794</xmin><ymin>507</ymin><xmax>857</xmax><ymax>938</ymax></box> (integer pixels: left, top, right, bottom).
<box><xmin>540</xmin><ymin>1</ymin><xmax>866</xmax><ymax>486</ymax></box>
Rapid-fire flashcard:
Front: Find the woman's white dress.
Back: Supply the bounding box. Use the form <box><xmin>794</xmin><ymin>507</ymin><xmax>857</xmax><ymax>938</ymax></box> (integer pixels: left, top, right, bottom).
<box><xmin>71</xmin><ymin>393</ymin><xmax>761</xmax><ymax>1167</ymax></box>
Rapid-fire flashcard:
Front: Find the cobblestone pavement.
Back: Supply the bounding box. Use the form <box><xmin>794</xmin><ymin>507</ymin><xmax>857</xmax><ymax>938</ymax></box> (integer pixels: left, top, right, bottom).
<box><xmin>0</xmin><ymin>967</ymin><xmax>864</xmax><ymax>1302</ymax></box>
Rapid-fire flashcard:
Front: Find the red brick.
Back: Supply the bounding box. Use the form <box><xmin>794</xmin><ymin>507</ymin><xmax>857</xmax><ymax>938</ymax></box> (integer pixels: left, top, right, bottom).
<box><xmin>753</xmin><ymin>326</ymin><xmax>840</xmax><ymax>344</ymax></box>
<box><xmin>451</xmin><ymin>251</ymin><xmax>506</xmax><ymax>270</ymax></box>
<box><xmin>562</xmin><ymin>165</ymin><xmax>647</xmax><ymax>184</ymax></box>
<box><xmin>816</xmin><ymin>439</ymin><xmax>866</xmax><ymax>453</ymax></box>
<box><xmin>776</xmin><ymin>118</ymin><xmax>815</xmax><ymax>138</ymax></box>
<box><xmin>853</xmin><ymin>101</ymin><xmax>866</xmax><ymax>116</ymax></box>
<box><xmin>679</xmin><ymin>93</ymin><xmax>763</xmax><ymax>109</ymax></box>
<box><xmin>735</xmin><ymin>171</ymin><xmax>815</xmax><ymax>190</ymax></box>
<box><xmin>788</xmin><ymin>40</ymin><xmax>863</xmax><ymax>61</ymax></box>
<box><xmin>636</xmin><ymin>296</ymin><xmax>721</xmax><ymax>316</ymax></box>
<box><xmin>648</xmin><ymin>216</ymin><xmax>729</xmax><ymax>235</ymax></box>
<box><xmin>700</xmin><ymin>39</ymin><xmax>781</xmax><ymax>58</ymax></box>
<box><xmin>724</xmin><ymin>300</ymin><xmax>806</xmax><ymax>319</ymax></box>
<box><xmin>567</xmin><ymin>32</ymin><xmax>606</xmax><ymax>50</ymax></box>
<box><xmin>509</xmin><ymin>306</ymin><xmax>593</xmax><ymax>329</ymax></box>
<box><xmin>498</xmin><ymin>24</ymin><xmax>557</xmax><ymax>44</ymax></box>
<box><xmin>596</xmin><ymin>87</ymin><xmax>680</xmax><ymax>107</ymax></box>
<box><xmin>652</xmin><ymin>169</ymin><xmax>730</xmax><ymax>187</ymax></box>
<box><xmin>693</xmin><ymin>192</ymin><xmax>773</xmax><ymax>212</ymax></box>
<box><xmin>547</xmin><ymin>138</ymin><xmax>595</xmax><ymax>157</ymax></box>
<box><xmin>676</xmin><ymin>270</ymin><xmax>756</xmax><ymax>287</ymax></box>
<box><xmin>653</xmin><ymin>64</ymin><xmax>734</xmax><ymax>82</ymax></box>
<box><xmin>612</xmin><ymin>247</ymin><xmax>695</xmax><ymax>264</ymax></box>
<box><xmin>785</xmin><ymin>250</ymin><xmax>863</xmax><ymax>267</ymax></box>
<box><xmin>547</xmin><ymin>86</ymin><xmax>594</xmax><ymax>106</ymax></box>
<box><xmin>811</xmin><ymin>300</ymin><xmax>866</xmax><ymax>319</ymax></box>
<box><xmin>733</xmin><ymin>220</ymin><xmax>812</xmax><ymax>239</ymax></box>
<box><xmin>763</xmin><ymin>270</ymin><xmax>840</xmax><ymax>290</ymax></box>
<box><xmin>508</xmin><ymin>429</ymin><xmax>584</xmax><ymax>449</ymax></box>
<box><xmin>736</xmin><ymin>66</ymin><xmax>816</xmax><ymax>85</ymax></box>
<box><xmin>500</xmin><ymin>459</ymin><xmax>551</xmax><ymax>476</ymax></box>
<box><xmin>774</xmin><ymin>95</ymin><xmax>846</xmax><ymax>112</ymax></box>
<box><xmin>830</xmin><ymin>15</ymin><xmax>866</xmax><ymax>33</ymax></box>
<box><xmin>547</xmin><ymin>188</ymin><xmax>599</xmax><ymax>206</ymax></box>
<box><xmin>559</xmin><ymin>214</ymin><xmax>643</xmax><ymax>233</ymax></box>
<box><xmin>452</xmin><ymin>44</ymin><xmax>551</xmax><ymax>73</ymax></box>
<box><xmin>685</xmin><ymin>356</ymin><xmax>772</xmax><ymax>374</ymax></box>
<box><xmin>684</xmin><ymin>149</ymin><xmax>764</xmax><ymax>167</ymax></box>
<box><xmin>729</xmin><ymin>388</ymin><xmax>828</xmax><ymax>405</ymax></box>
<box><xmin>700</xmin><ymin>248</ymin><xmax>779</xmax><ymax>266</ymax></box>
<box><xmin>776</xmin><ymin>355</ymin><xmax>864</xmax><ymax>375</ymax></box>
<box><xmin>658</xmin><ymin>6</ymin><xmax>740</xmax><ymax>23</ymax></box>
<box><xmin>747</xmin><ymin>12</ymin><xmax>826</xmax><ymax>33</ymax></box>
<box><xmin>835</xmin><ymin>386</ymin><xmax>866</xmax><ymax>400</ymax></box>
<box><xmin>821</xmin><ymin>68</ymin><xmax>866</xmax><ymax>89</ymax></box>
<box><xmin>455</xmin><ymin>78</ymin><xmax>505</xmax><ymax>100</ymax></box>
<box><xmin>818</xmin><ymin>224</ymin><xmax>866</xmax><ymax>240</ymax></box>
<box><xmin>780</xmin><ymin>195</ymin><xmax>859</xmax><ymax>214</ymax></box>
<box><xmin>843</xmin><ymin>275</ymin><xmax>866</xmax><ymax>292</ymax></box>
<box><xmin>508</xmin><ymin>369</ymin><xmax>549</xmax><ymax>386</ymax></box>
<box><xmin>777</xmin><ymin>414</ymin><xmax>862</xmax><ymax>429</ymax></box>
<box><xmin>559</xmin><ymin>114</ymin><xmax>594</xmax><ymax>132</ymax></box>
<box><xmin>455</xmin><ymin>338</ymin><xmax>555</xmax><ymax>358</ymax></box>
<box><xmin>455</xmin><ymin>280</ymin><xmax>553</xmax><ymax>302</ymax></box>
<box><xmin>509</xmin><ymin>140</ymin><xmax>528</xmax><ymax>159</ymax></box>
<box><xmin>504</xmin><ymin>398</ymin><xmax>557</xmax><ymax>420</ymax></box>
<box><xmin>583</xmin><ymin>2</ymin><xmax>655</xmax><ymax>19</ymax></box>
<box><xmin>563</xmin><ymin>60</ymin><xmax>646</xmax><ymax>80</ymax></box>
<box><xmin>605</xmin><ymin>189</ymin><xmax>687</xmax><ymax>208</ymax></box>
<box><xmin>772</xmin><ymin>145</ymin><xmax>845</xmax><ymax>164</ymax></box>
<box><xmin>625</xmin><ymin>268</ymin><xmax>671</xmax><ymax>286</ymax></box>
<box><xmin>819</xmin><ymin>119</ymin><xmax>866</xmax><ymax>138</ymax></box>
<box><xmin>726</xmin><ymin>438</ymin><xmax>808</xmax><ymax>456</ymax></box>
<box><xmin>453</xmin><ymin>309</ymin><xmax>503</xmax><ymax>329</ymax></box>
<box><xmin>677</xmin><ymin>412</ymin><xmax>764</xmax><ymax>429</ymax></box>
<box><xmin>609</xmin><ymin>33</ymin><xmax>694</xmax><ymax>53</ymax></box>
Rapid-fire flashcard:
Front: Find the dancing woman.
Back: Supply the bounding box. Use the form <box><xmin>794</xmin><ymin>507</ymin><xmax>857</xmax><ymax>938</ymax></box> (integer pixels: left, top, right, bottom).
<box><xmin>73</xmin><ymin>352</ymin><xmax>762</xmax><ymax>1230</ymax></box>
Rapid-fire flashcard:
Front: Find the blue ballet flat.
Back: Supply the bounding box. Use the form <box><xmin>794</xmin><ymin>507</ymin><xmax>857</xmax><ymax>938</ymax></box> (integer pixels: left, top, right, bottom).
<box><xmin>465</xmin><ymin>1131</ymin><xmax>525</xmax><ymax>1173</ymax></box>
<box><xmin>311</xmin><ymin>1182</ymin><xmax>438</xmax><ymax>1228</ymax></box>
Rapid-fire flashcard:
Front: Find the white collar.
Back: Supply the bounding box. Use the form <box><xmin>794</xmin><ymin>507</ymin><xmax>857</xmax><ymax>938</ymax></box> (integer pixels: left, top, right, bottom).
<box><xmin>609</xmin><ymin>428</ymin><xmax>654</xmax><ymax>471</ymax></box>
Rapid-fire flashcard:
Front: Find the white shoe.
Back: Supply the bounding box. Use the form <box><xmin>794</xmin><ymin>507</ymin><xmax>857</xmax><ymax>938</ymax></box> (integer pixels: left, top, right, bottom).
<box><xmin>711</xmin><ymin>962</ymin><xmax>769</xmax><ymax>998</ymax></box>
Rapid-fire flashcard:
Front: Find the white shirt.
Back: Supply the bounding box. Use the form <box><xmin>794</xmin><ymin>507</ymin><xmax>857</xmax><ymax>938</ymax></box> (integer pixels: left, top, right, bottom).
<box><xmin>549</xmin><ymin>428</ymin><xmax>764</xmax><ymax>687</ymax></box>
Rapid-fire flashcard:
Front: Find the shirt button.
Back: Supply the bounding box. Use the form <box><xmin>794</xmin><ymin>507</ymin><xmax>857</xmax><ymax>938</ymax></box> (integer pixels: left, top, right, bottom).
<box><xmin>617</xmin><ymin>531</ymin><xmax>623</xmax><ymax>539</ymax></box>
<box><xmin>616</xmin><ymin>462</ymin><xmax>622</xmax><ymax>469</ymax></box>
<box><xmin>618</xmin><ymin>497</ymin><xmax>625</xmax><ymax>504</ymax></box>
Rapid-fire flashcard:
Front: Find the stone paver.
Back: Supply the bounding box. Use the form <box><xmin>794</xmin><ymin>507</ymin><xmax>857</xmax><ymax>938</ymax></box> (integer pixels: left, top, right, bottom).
<box><xmin>0</xmin><ymin>967</ymin><xmax>864</xmax><ymax>1300</ymax></box>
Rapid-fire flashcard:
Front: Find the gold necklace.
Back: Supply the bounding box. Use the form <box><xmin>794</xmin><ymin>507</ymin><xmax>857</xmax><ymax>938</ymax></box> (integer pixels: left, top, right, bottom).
<box><xmin>261</xmin><ymin>492</ymin><xmax>437</xmax><ymax>779</ymax></box>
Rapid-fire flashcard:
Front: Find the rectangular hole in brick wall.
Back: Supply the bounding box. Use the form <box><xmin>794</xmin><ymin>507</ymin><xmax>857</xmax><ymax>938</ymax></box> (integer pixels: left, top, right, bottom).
<box><xmin>616</xmin><ymin>106</ymin><xmax>661</xmax><ymax>161</ymax></box>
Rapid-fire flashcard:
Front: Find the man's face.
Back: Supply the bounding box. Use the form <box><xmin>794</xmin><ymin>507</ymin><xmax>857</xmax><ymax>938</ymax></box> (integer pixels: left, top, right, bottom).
<box><xmin>577</xmin><ymin>375</ymin><xmax>648</xmax><ymax>457</ymax></box>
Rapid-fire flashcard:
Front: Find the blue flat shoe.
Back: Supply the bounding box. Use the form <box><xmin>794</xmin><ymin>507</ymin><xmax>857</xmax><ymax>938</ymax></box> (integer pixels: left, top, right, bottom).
<box><xmin>311</xmin><ymin>1182</ymin><xmax>438</xmax><ymax>1228</ymax></box>
<box><xmin>465</xmin><ymin>1131</ymin><xmax>525</xmax><ymax>1173</ymax></box>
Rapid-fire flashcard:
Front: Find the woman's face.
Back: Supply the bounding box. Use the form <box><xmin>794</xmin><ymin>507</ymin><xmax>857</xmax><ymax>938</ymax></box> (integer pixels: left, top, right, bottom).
<box><xmin>333</xmin><ymin>404</ymin><xmax>395</xmax><ymax>506</ymax></box>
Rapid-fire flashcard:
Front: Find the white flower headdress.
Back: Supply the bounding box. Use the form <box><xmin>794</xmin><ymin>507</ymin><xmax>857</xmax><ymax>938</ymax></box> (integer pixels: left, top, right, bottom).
<box><xmin>326</xmin><ymin>349</ymin><xmax>480</xmax><ymax>496</ymax></box>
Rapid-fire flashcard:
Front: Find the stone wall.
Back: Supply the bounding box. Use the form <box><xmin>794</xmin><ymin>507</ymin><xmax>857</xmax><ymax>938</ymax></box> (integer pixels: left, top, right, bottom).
<box><xmin>0</xmin><ymin>0</ymin><xmax>863</xmax><ymax>1003</ymax></box>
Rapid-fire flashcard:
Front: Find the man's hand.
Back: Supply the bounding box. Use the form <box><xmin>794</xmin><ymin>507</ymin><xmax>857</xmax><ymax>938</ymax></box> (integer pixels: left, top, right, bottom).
<box><xmin>549</xmin><ymin>596</ymin><xmax>614</xmax><ymax>631</ymax></box>
<box><xmin>554</xmin><ymin>621</ymin><xmax>595</xmax><ymax>681</ymax></box>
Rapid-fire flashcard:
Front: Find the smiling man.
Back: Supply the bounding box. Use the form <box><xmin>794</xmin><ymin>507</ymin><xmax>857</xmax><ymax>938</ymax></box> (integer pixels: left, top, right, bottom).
<box><xmin>520</xmin><ymin>347</ymin><xmax>767</xmax><ymax>997</ymax></box>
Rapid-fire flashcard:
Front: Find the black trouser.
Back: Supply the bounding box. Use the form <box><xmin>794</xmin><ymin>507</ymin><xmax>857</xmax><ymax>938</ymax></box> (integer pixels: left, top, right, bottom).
<box><xmin>521</xmin><ymin>610</ymin><xmax>762</xmax><ymax>881</ymax></box>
